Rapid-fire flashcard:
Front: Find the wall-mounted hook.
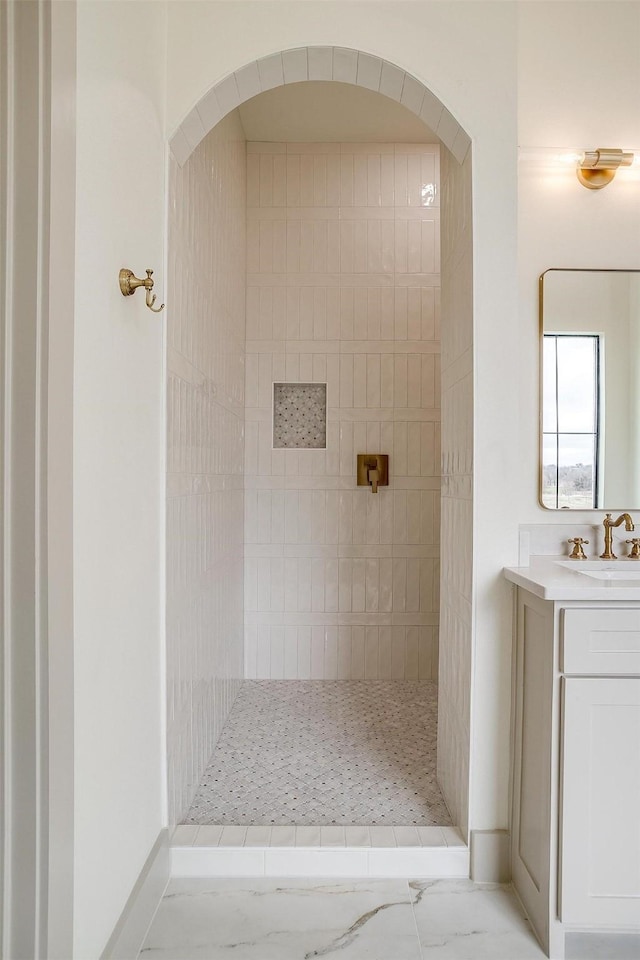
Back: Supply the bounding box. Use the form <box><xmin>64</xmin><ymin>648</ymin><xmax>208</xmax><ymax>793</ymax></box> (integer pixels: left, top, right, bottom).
<box><xmin>119</xmin><ymin>268</ymin><xmax>165</xmax><ymax>313</ymax></box>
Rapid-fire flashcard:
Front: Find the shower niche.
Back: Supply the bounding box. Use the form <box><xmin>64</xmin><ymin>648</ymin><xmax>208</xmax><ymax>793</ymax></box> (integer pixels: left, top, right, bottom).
<box><xmin>273</xmin><ymin>382</ymin><xmax>327</xmax><ymax>449</ymax></box>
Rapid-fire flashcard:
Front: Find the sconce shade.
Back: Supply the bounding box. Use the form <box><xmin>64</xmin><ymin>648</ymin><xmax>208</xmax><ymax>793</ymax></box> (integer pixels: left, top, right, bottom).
<box><xmin>577</xmin><ymin>148</ymin><xmax>634</xmax><ymax>189</ymax></box>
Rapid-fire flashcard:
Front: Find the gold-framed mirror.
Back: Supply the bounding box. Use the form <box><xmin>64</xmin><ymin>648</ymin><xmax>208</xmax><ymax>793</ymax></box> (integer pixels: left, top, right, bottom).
<box><xmin>540</xmin><ymin>268</ymin><xmax>640</xmax><ymax>510</ymax></box>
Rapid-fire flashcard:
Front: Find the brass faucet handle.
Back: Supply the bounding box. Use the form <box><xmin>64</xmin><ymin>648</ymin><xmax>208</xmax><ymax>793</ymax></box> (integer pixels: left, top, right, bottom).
<box><xmin>626</xmin><ymin>538</ymin><xmax>640</xmax><ymax>559</ymax></box>
<box><xmin>567</xmin><ymin>537</ymin><xmax>589</xmax><ymax>560</ymax></box>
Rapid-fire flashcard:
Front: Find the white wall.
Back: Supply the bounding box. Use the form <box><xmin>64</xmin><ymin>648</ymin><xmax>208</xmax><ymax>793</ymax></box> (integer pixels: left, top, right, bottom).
<box><xmin>518</xmin><ymin>0</ymin><xmax>640</xmax><ymax>522</ymax></box>
<box><xmin>46</xmin><ymin>0</ymin><xmax>640</xmax><ymax>951</ymax></box>
<box><xmin>244</xmin><ymin>141</ymin><xmax>441</xmax><ymax>680</ymax></box>
<box><xmin>167</xmin><ymin>111</ymin><xmax>246</xmax><ymax>825</ymax></box>
<box><xmin>73</xmin><ymin>1</ymin><xmax>166</xmax><ymax>955</ymax></box>
<box><xmin>238</xmin><ymin>81</ymin><xmax>438</xmax><ymax>143</ymax></box>
<box><xmin>49</xmin><ymin>2</ymin><xmax>77</xmax><ymax>951</ymax></box>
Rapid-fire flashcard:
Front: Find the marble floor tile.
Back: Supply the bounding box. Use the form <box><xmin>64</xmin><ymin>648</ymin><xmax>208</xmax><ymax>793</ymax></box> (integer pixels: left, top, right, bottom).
<box><xmin>139</xmin><ymin>878</ymin><xmax>422</xmax><ymax>959</ymax></box>
<box><xmin>410</xmin><ymin>879</ymin><xmax>546</xmax><ymax>959</ymax></box>
<box><xmin>139</xmin><ymin>879</ymin><xmax>548</xmax><ymax>960</ymax></box>
<box><xmin>183</xmin><ymin>681</ymin><xmax>451</xmax><ymax>826</ymax></box>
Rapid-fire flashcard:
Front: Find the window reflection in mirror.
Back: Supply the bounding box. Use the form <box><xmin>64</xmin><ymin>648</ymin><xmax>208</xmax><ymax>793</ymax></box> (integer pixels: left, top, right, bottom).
<box><xmin>540</xmin><ymin>269</ymin><xmax>640</xmax><ymax>510</ymax></box>
<box><xmin>542</xmin><ymin>334</ymin><xmax>600</xmax><ymax>509</ymax></box>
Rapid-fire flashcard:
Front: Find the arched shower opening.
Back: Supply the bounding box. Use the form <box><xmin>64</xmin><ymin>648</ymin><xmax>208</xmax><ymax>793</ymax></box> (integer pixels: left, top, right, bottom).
<box><xmin>166</xmin><ymin>47</ymin><xmax>474</xmax><ymax>850</ymax></box>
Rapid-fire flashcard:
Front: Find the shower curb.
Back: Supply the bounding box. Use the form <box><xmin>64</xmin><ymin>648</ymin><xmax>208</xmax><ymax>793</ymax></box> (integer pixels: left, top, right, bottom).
<box><xmin>170</xmin><ymin>826</ymin><xmax>469</xmax><ymax>879</ymax></box>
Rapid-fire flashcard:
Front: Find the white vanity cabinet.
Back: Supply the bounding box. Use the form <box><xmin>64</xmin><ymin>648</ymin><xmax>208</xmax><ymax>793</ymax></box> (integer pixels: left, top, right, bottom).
<box><xmin>559</xmin><ymin>608</ymin><xmax>640</xmax><ymax>930</ymax></box>
<box><xmin>561</xmin><ymin>675</ymin><xmax>640</xmax><ymax>926</ymax></box>
<box><xmin>509</xmin><ymin>585</ymin><xmax>640</xmax><ymax>959</ymax></box>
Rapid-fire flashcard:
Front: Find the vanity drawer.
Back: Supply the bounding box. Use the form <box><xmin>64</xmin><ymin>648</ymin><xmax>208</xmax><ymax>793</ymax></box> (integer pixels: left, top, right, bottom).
<box><xmin>562</xmin><ymin>609</ymin><xmax>640</xmax><ymax>674</ymax></box>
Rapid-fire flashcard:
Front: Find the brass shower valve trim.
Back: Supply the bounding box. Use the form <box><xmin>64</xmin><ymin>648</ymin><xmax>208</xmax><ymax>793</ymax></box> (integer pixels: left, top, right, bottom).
<box><xmin>357</xmin><ymin>454</ymin><xmax>389</xmax><ymax>494</ymax></box>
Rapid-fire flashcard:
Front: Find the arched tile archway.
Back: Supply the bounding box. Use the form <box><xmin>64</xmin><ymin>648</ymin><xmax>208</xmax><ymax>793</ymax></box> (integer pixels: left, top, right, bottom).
<box><xmin>169</xmin><ymin>46</ymin><xmax>471</xmax><ymax>166</ymax></box>
<box><xmin>166</xmin><ymin>44</ymin><xmax>474</xmax><ymax>842</ymax></box>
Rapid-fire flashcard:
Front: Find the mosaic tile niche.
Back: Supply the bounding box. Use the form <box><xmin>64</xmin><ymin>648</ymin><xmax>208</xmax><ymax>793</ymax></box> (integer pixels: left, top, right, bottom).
<box><xmin>273</xmin><ymin>383</ymin><xmax>327</xmax><ymax>449</ymax></box>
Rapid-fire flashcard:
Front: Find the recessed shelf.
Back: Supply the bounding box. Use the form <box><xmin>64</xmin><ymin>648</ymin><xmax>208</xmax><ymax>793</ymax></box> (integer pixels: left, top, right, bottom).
<box><xmin>273</xmin><ymin>382</ymin><xmax>327</xmax><ymax>449</ymax></box>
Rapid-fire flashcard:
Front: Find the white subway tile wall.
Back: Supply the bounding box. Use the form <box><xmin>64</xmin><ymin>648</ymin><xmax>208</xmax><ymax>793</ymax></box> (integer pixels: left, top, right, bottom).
<box><xmin>245</xmin><ymin>142</ymin><xmax>441</xmax><ymax>680</ymax></box>
<box><xmin>437</xmin><ymin>147</ymin><xmax>473</xmax><ymax>837</ymax></box>
<box><xmin>167</xmin><ymin>111</ymin><xmax>247</xmax><ymax>825</ymax></box>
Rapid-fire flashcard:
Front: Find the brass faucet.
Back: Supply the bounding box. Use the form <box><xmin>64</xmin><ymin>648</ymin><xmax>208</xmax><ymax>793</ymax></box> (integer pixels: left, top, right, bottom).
<box><xmin>601</xmin><ymin>513</ymin><xmax>635</xmax><ymax>559</ymax></box>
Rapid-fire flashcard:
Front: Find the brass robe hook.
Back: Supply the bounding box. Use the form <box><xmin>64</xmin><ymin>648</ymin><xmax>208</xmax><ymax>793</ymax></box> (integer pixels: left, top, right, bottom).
<box><xmin>119</xmin><ymin>268</ymin><xmax>165</xmax><ymax>313</ymax></box>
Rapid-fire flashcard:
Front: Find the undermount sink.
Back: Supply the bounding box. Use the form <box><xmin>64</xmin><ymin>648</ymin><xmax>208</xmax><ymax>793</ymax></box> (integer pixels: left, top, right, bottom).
<box><xmin>555</xmin><ymin>560</ymin><xmax>640</xmax><ymax>580</ymax></box>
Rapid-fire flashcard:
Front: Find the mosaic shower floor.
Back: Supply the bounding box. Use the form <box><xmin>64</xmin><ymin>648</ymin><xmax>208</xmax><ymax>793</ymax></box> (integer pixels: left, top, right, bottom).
<box><xmin>182</xmin><ymin>680</ymin><xmax>452</xmax><ymax>827</ymax></box>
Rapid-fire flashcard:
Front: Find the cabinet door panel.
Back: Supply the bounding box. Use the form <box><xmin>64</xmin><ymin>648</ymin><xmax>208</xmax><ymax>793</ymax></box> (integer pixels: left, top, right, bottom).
<box><xmin>561</xmin><ymin>678</ymin><xmax>640</xmax><ymax>926</ymax></box>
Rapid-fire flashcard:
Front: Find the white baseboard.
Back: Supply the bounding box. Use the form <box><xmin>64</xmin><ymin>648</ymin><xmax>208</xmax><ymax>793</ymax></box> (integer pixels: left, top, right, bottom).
<box><xmin>101</xmin><ymin>829</ymin><xmax>170</xmax><ymax>960</ymax></box>
<box><xmin>565</xmin><ymin>932</ymin><xmax>640</xmax><ymax>960</ymax></box>
<box><xmin>470</xmin><ymin>829</ymin><xmax>511</xmax><ymax>882</ymax></box>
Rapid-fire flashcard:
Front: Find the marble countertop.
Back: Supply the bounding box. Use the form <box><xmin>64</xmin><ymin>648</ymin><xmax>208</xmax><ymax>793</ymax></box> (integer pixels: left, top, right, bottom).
<box><xmin>503</xmin><ymin>555</ymin><xmax>640</xmax><ymax>601</ymax></box>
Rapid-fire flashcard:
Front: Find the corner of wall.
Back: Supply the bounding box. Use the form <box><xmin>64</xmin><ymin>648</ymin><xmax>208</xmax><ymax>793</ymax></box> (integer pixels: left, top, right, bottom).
<box><xmin>470</xmin><ymin>829</ymin><xmax>511</xmax><ymax>883</ymax></box>
<box><xmin>437</xmin><ymin>144</ymin><xmax>473</xmax><ymax>835</ymax></box>
<box><xmin>166</xmin><ymin>109</ymin><xmax>247</xmax><ymax>824</ymax></box>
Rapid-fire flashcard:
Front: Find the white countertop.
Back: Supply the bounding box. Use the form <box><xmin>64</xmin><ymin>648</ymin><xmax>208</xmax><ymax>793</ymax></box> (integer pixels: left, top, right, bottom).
<box><xmin>503</xmin><ymin>555</ymin><xmax>640</xmax><ymax>601</ymax></box>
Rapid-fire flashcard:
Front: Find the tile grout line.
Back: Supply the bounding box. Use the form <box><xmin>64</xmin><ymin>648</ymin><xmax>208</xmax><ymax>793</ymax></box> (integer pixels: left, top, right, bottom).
<box><xmin>406</xmin><ymin>877</ymin><xmax>427</xmax><ymax>959</ymax></box>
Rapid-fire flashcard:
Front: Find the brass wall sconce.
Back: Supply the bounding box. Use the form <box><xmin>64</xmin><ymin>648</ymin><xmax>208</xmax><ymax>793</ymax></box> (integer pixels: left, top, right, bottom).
<box><xmin>119</xmin><ymin>268</ymin><xmax>165</xmax><ymax>313</ymax></box>
<box><xmin>576</xmin><ymin>149</ymin><xmax>635</xmax><ymax>190</ymax></box>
